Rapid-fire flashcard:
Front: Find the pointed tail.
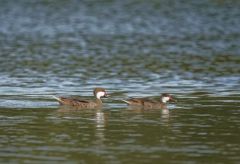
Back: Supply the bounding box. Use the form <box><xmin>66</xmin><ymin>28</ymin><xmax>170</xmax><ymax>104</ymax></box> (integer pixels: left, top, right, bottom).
<box><xmin>121</xmin><ymin>99</ymin><xmax>130</xmax><ymax>104</ymax></box>
<box><xmin>51</xmin><ymin>95</ymin><xmax>63</xmax><ymax>103</ymax></box>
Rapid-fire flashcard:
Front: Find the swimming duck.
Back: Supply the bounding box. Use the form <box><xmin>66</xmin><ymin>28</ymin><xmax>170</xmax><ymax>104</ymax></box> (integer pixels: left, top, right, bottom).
<box><xmin>53</xmin><ymin>88</ymin><xmax>109</xmax><ymax>108</ymax></box>
<box><xmin>122</xmin><ymin>93</ymin><xmax>176</xmax><ymax>109</ymax></box>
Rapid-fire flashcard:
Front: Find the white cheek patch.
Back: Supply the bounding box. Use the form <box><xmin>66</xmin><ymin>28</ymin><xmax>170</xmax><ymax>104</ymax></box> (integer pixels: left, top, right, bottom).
<box><xmin>96</xmin><ymin>91</ymin><xmax>105</xmax><ymax>99</ymax></box>
<box><xmin>162</xmin><ymin>97</ymin><xmax>170</xmax><ymax>103</ymax></box>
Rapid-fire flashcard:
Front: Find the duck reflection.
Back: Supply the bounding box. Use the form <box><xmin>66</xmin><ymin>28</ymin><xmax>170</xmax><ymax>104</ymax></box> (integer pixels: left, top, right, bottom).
<box><xmin>122</xmin><ymin>105</ymin><xmax>170</xmax><ymax>126</ymax></box>
<box><xmin>161</xmin><ymin>108</ymin><xmax>170</xmax><ymax>124</ymax></box>
<box><xmin>56</xmin><ymin>106</ymin><xmax>108</xmax><ymax>144</ymax></box>
<box><xmin>94</xmin><ymin>110</ymin><xmax>108</xmax><ymax>145</ymax></box>
<box><xmin>95</xmin><ymin>110</ymin><xmax>106</xmax><ymax>128</ymax></box>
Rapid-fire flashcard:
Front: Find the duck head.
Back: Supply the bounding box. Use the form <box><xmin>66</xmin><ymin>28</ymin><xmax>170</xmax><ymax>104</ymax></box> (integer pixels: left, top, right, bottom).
<box><xmin>160</xmin><ymin>93</ymin><xmax>176</xmax><ymax>103</ymax></box>
<box><xmin>94</xmin><ymin>88</ymin><xmax>109</xmax><ymax>99</ymax></box>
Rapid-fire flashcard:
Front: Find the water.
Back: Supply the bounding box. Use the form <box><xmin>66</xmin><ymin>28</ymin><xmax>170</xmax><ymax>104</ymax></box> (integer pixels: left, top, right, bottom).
<box><xmin>0</xmin><ymin>0</ymin><xmax>240</xmax><ymax>163</ymax></box>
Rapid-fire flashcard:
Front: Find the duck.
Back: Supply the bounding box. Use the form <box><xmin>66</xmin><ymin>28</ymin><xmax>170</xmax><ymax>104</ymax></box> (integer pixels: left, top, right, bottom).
<box><xmin>52</xmin><ymin>88</ymin><xmax>109</xmax><ymax>108</ymax></box>
<box><xmin>122</xmin><ymin>93</ymin><xmax>176</xmax><ymax>109</ymax></box>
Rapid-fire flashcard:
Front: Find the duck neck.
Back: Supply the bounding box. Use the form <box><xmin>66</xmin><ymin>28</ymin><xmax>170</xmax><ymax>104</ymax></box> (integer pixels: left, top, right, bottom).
<box><xmin>96</xmin><ymin>98</ymin><xmax>102</xmax><ymax>105</ymax></box>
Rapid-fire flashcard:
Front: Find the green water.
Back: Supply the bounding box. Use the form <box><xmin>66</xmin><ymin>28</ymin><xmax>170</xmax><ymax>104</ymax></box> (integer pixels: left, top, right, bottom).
<box><xmin>0</xmin><ymin>0</ymin><xmax>240</xmax><ymax>163</ymax></box>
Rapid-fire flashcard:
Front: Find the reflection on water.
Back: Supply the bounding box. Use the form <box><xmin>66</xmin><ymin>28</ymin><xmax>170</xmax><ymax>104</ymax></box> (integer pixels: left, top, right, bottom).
<box><xmin>56</xmin><ymin>106</ymin><xmax>108</xmax><ymax>145</ymax></box>
<box><xmin>94</xmin><ymin>111</ymin><xmax>107</xmax><ymax>150</ymax></box>
<box><xmin>95</xmin><ymin>111</ymin><xmax>106</xmax><ymax>129</ymax></box>
<box><xmin>161</xmin><ymin>109</ymin><xmax>170</xmax><ymax>121</ymax></box>
<box><xmin>0</xmin><ymin>0</ymin><xmax>240</xmax><ymax>163</ymax></box>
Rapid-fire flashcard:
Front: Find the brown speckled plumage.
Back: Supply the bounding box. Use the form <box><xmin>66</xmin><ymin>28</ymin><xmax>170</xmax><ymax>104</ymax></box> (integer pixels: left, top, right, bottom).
<box><xmin>53</xmin><ymin>88</ymin><xmax>108</xmax><ymax>108</ymax></box>
<box><xmin>122</xmin><ymin>94</ymin><xmax>175</xmax><ymax>109</ymax></box>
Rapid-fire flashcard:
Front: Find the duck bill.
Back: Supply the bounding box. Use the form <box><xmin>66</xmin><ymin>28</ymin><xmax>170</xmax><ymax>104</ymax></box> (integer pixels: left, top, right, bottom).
<box><xmin>170</xmin><ymin>96</ymin><xmax>177</xmax><ymax>102</ymax></box>
<box><xmin>103</xmin><ymin>94</ymin><xmax>110</xmax><ymax>98</ymax></box>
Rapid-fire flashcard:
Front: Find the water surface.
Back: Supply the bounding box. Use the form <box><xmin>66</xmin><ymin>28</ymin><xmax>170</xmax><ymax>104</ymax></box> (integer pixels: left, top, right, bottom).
<box><xmin>0</xmin><ymin>0</ymin><xmax>240</xmax><ymax>163</ymax></box>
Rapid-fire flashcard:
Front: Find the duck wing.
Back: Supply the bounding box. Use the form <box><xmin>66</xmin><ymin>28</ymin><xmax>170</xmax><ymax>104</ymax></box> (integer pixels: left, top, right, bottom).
<box><xmin>53</xmin><ymin>96</ymin><xmax>93</xmax><ymax>106</ymax></box>
<box><xmin>122</xmin><ymin>97</ymin><xmax>147</xmax><ymax>105</ymax></box>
